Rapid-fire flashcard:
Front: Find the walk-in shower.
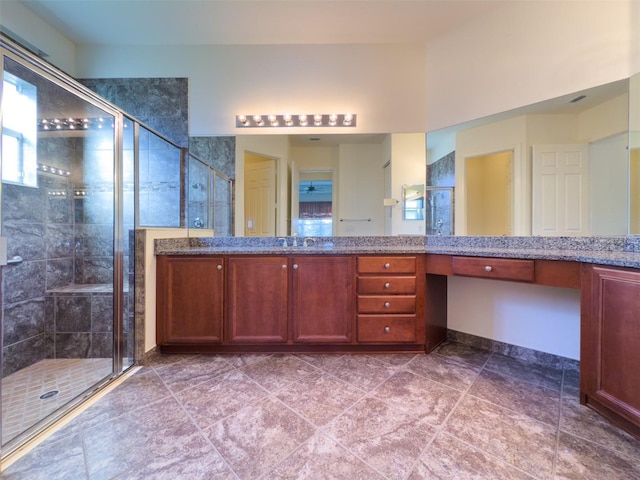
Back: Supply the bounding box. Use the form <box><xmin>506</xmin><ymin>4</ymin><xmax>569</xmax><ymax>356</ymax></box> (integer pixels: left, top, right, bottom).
<box><xmin>0</xmin><ymin>35</ymin><xmax>233</xmax><ymax>460</ymax></box>
<box><xmin>0</xmin><ymin>38</ymin><xmax>135</xmax><ymax>457</ymax></box>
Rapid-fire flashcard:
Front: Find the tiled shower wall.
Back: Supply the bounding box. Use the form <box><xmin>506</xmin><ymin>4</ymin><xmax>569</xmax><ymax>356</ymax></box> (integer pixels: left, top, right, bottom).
<box><xmin>426</xmin><ymin>151</ymin><xmax>455</xmax><ymax>236</ymax></box>
<box><xmin>2</xmin><ymin>133</ymin><xmax>115</xmax><ymax>376</ymax></box>
<box><xmin>188</xmin><ymin>136</ymin><xmax>235</xmax><ymax>234</ymax></box>
<box><xmin>189</xmin><ymin>136</ymin><xmax>236</xmax><ymax>180</ymax></box>
<box><xmin>81</xmin><ymin>77</ymin><xmax>189</xmax><ymax>229</ymax></box>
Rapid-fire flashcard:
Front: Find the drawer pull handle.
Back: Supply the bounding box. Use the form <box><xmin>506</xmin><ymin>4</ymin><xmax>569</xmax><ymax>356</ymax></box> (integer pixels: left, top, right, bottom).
<box><xmin>293</xmin><ymin>264</ymin><xmax>298</xmax><ymax>270</ymax></box>
<box><xmin>217</xmin><ymin>265</ymin><xmax>222</xmax><ymax>270</ymax></box>
<box><xmin>384</xmin><ymin>263</ymin><xmax>391</xmax><ymax>269</ymax></box>
<box><xmin>384</xmin><ymin>282</ymin><xmax>391</xmax><ymax>289</ymax></box>
<box><xmin>384</xmin><ymin>302</ymin><xmax>391</xmax><ymax>308</ymax></box>
<box><xmin>485</xmin><ymin>265</ymin><xmax>493</xmax><ymax>272</ymax></box>
<box><xmin>282</xmin><ymin>264</ymin><xmax>287</xmax><ymax>269</ymax></box>
<box><xmin>384</xmin><ymin>326</ymin><xmax>391</xmax><ymax>333</ymax></box>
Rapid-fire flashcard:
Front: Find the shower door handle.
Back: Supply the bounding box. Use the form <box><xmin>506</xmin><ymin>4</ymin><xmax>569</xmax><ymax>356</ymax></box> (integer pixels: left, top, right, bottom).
<box><xmin>6</xmin><ymin>256</ymin><xmax>23</xmax><ymax>265</ymax></box>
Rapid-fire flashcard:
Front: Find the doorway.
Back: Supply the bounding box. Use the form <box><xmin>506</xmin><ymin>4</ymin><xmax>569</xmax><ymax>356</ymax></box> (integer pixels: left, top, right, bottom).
<box><xmin>465</xmin><ymin>150</ymin><xmax>513</xmax><ymax>235</ymax></box>
<box><xmin>244</xmin><ymin>152</ymin><xmax>276</xmax><ymax>236</ymax></box>
<box><xmin>296</xmin><ymin>171</ymin><xmax>333</xmax><ymax>237</ymax></box>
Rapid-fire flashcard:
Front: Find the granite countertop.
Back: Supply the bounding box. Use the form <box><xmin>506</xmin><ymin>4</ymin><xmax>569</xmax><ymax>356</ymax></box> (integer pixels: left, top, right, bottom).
<box><xmin>154</xmin><ymin>235</ymin><xmax>640</xmax><ymax>269</ymax></box>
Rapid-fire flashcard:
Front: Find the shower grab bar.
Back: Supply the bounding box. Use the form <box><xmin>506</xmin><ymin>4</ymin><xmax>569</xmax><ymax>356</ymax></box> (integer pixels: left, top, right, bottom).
<box><xmin>6</xmin><ymin>256</ymin><xmax>23</xmax><ymax>265</ymax></box>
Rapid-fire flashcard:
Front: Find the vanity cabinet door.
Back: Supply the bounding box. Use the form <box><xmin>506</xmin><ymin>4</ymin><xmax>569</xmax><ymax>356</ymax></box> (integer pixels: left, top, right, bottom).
<box><xmin>227</xmin><ymin>256</ymin><xmax>288</xmax><ymax>343</ymax></box>
<box><xmin>291</xmin><ymin>256</ymin><xmax>355</xmax><ymax>343</ymax></box>
<box><xmin>581</xmin><ymin>264</ymin><xmax>640</xmax><ymax>438</ymax></box>
<box><xmin>156</xmin><ymin>255</ymin><xmax>224</xmax><ymax>345</ymax></box>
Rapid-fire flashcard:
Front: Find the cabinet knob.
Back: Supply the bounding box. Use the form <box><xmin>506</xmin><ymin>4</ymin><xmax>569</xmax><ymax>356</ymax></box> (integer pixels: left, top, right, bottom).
<box><xmin>485</xmin><ymin>265</ymin><xmax>493</xmax><ymax>272</ymax></box>
<box><xmin>384</xmin><ymin>302</ymin><xmax>391</xmax><ymax>308</ymax></box>
<box><xmin>384</xmin><ymin>326</ymin><xmax>391</xmax><ymax>333</ymax></box>
<box><xmin>293</xmin><ymin>264</ymin><xmax>298</xmax><ymax>270</ymax></box>
<box><xmin>282</xmin><ymin>264</ymin><xmax>287</xmax><ymax>269</ymax></box>
<box><xmin>384</xmin><ymin>263</ymin><xmax>391</xmax><ymax>269</ymax></box>
<box><xmin>217</xmin><ymin>264</ymin><xmax>222</xmax><ymax>270</ymax></box>
<box><xmin>384</xmin><ymin>282</ymin><xmax>390</xmax><ymax>289</ymax></box>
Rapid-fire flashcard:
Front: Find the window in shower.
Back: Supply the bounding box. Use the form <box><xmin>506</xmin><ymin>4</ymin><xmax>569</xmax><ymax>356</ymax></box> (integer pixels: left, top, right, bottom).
<box><xmin>1</xmin><ymin>72</ymin><xmax>37</xmax><ymax>187</ymax></box>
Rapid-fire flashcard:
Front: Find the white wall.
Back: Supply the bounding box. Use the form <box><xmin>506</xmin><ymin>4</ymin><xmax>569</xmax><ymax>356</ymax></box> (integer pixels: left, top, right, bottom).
<box><xmin>71</xmin><ymin>43</ymin><xmax>428</xmax><ymax>136</ymax></box>
<box><xmin>448</xmin><ymin>276</ymin><xmax>581</xmax><ymax>359</ymax></box>
<box><xmin>425</xmin><ymin>1</ymin><xmax>639</xmax><ymax>131</ymax></box>
<box><xmin>0</xmin><ymin>0</ymin><xmax>77</xmax><ymax>75</ymax></box>
<box><xmin>389</xmin><ymin>133</ymin><xmax>426</xmax><ymax>235</ymax></box>
<box><xmin>336</xmin><ymin>143</ymin><xmax>386</xmax><ymax>235</ymax></box>
<box><xmin>590</xmin><ymin>133</ymin><xmax>629</xmax><ymax>235</ymax></box>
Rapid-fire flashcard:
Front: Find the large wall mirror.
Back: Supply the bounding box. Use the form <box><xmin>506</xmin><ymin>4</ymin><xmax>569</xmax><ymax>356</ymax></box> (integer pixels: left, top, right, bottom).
<box><xmin>219</xmin><ymin>73</ymin><xmax>639</xmax><ymax>238</ymax></box>
<box><xmin>427</xmin><ymin>73</ymin><xmax>639</xmax><ymax>237</ymax></box>
<box><xmin>234</xmin><ymin>133</ymin><xmax>427</xmax><ymax>237</ymax></box>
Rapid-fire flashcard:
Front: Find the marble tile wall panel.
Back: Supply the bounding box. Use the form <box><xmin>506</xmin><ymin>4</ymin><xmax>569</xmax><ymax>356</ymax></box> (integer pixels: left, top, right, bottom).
<box><xmin>45</xmin><ymin>258</ymin><xmax>74</xmax><ymax>290</ymax></box>
<box><xmin>3</xmin><ymin>260</ymin><xmax>46</xmax><ymax>304</ymax></box>
<box><xmin>189</xmin><ymin>136</ymin><xmax>236</xmax><ymax>180</ymax></box>
<box><xmin>79</xmin><ymin>78</ymin><xmax>188</xmax><ymax>148</ymax></box>
<box><xmin>54</xmin><ymin>332</ymin><xmax>91</xmax><ymax>358</ymax></box>
<box><xmin>55</xmin><ymin>295</ymin><xmax>91</xmax><ymax>332</ymax></box>
<box><xmin>426</xmin><ymin>150</ymin><xmax>455</xmax><ymax>187</ymax></box>
<box><xmin>2</xmin><ymin>334</ymin><xmax>54</xmax><ymax>377</ymax></box>
<box><xmin>2</xmin><ymin>298</ymin><xmax>46</xmax><ymax>346</ymax></box>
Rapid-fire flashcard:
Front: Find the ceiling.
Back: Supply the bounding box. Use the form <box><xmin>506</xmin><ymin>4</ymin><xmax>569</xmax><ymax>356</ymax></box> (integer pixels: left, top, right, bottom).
<box><xmin>16</xmin><ymin>0</ymin><xmax>504</xmax><ymax>46</ymax></box>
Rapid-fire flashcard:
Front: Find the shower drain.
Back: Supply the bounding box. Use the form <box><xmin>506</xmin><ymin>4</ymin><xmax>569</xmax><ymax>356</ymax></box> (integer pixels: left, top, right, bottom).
<box><xmin>39</xmin><ymin>390</ymin><xmax>60</xmax><ymax>400</ymax></box>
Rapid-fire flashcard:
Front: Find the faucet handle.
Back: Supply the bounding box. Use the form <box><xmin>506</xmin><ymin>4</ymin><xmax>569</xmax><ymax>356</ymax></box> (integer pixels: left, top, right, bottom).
<box><xmin>303</xmin><ymin>237</ymin><xmax>316</xmax><ymax>247</ymax></box>
<box><xmin>277</xmin><ymin>237</ymin><xmax>288</xmax><ymax>247</ymax></box>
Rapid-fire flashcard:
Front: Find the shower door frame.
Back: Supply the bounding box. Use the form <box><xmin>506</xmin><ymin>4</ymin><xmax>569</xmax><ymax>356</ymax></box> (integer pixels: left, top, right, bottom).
<box><xmin>0</xmin><ymin>36</ymin><xmax>131</xmax><ymax>460</ymax></box>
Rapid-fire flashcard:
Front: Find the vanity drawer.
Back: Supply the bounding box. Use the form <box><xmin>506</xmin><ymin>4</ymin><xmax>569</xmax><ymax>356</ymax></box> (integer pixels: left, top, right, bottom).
<box><xmin>357</xmin><ymin>295</ymin><xmax>416</xmax><ymax>314</ymax></box>
<box><xmin>357</xmin><ymin>276</ymin><xmax>416</xmax><ymax>295</ymax></box>
<box><xmin>357</xmin><ymin>315</ymin><xmax>416</xmax><ymax>343</ymax></box>
<box><xmin>357</xmin><ymin>256</ymin><xmax>416</xmax><ymax>274</ymax></box>
<box><xmin>452</xmin><ymin>256</ymin><xmax>535</xmax><ymax>282</ymax></box>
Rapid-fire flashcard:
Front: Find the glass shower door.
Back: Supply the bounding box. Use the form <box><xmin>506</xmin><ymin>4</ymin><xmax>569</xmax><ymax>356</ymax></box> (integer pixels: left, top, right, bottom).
<box><xmin>1</xmin><ymin>51</ymin><xmax>123</xmax><ymax>452</ymax></box>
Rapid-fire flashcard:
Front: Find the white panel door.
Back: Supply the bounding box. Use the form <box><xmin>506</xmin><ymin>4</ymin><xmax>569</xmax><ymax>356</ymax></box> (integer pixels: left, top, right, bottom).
<box><xmin>532</xmin><ymin>144</ymin><xmax>589</xmax><ymax>236</ymax></box>
<box><xmin>245</xmin><ymin>159</ymin><xmax>276</xmax><ymax>236</ymax></box>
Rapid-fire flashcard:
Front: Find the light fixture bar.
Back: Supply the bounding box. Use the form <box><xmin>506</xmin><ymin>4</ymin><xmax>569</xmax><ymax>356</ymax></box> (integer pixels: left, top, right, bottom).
<box><xmin>37</xmin><ymin>117</ymin><xmax>115</xmax><ymax>131</ymax></box>
<box><xmin>236</xmin><ymin>113</ymin><xmax>356</xmax><ymax>128</ymax></box>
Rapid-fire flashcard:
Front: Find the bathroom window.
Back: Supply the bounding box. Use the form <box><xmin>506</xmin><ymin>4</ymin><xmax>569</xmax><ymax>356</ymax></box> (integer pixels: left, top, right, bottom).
<box><xmin>1</xmin><ymin>72</ymin><xmax>37</xmax><ymax>187</ymax></box>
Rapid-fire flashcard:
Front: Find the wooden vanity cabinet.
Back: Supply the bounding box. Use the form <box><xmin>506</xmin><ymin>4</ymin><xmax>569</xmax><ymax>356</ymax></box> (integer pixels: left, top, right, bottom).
<box><xmin>226</xmin><ymin>255</ymin><xmax>355</xmax><ymax>345</ymax></box>
<box><xmin>581</xmin><ymin>264</ymin><xmax>640</xmax><ymax>438</ymax></box>
<box><xmin>291</xmin><ymin>255</ymin><xmax>355</xmax><ymax>343</ymax></box>
<box><xmin>156</xmin><ymin>255</ymin><xmax>224</xmax><ymax>346</ymax></box>
<box><xmin>356</xmin><ymin>256</ymin><xmax>426</xmax><ymax>346</ymax></box>
<box><xmin>226</xmin><ymin>256</ymin><xmax>289</xmax><ymax>343</ymax></box>
<box><xmin>157</xmin><ymin>252</ymin><xmax>427</xmax><ymax>353</ymax></box>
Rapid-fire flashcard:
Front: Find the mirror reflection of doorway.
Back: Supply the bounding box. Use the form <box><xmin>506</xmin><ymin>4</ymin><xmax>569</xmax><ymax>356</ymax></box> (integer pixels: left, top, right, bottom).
<box><xmin>465</xmin><ymin>150</ymin><xmax>513</xmax><ymax>235</ymax></box>
<box><xmin>244</xmin><ymin>152</ymin><xmax>277</xmax><ymax>236</ymax></box>
<box><xmin>296</xmin><ymin>171</ymin><xmax>333</xmax><ymax>237</ymax></box>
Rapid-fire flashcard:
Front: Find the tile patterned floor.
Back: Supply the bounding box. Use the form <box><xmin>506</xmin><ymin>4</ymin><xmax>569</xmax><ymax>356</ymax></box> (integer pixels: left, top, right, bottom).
<box><xmin>1</xmin><ymin>358</ymin><xmax>113</xmax><ymax>445</ymax></box>
<box><xmin>3</xmin><ymin>343</ymin><xmax>640</xmax><ymax>479</ymax></box>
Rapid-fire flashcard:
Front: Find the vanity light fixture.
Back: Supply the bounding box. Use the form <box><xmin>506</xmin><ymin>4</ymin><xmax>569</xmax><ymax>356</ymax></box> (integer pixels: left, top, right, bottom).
<box><xmin>235</xmin><ymin>113</ymin><xmax>357</xmax><ymax>128</ymax></box>
<box><xmin>38</xmin><ymin>163</ymin><xmax>71</xmax><ymax>177</ymax></box>
<box><xmin>38</xmin><ymin>117</ymin><xmax>114</xmax><ymax>131</ymax></box>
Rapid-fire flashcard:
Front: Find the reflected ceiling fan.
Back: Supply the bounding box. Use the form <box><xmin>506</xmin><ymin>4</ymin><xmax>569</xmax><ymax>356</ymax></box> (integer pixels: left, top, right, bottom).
<box><xmin>306</xmin><ymin>182</ymin><xmax>317</xmax><ymax>193</ymax></box>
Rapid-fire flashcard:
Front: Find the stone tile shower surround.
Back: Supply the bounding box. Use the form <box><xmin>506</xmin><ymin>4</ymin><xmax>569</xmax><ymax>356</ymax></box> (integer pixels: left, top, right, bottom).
<box><xmin>2</xmin><ymin>132</ymin><xmax>116</xmax><ymax>376</ymax></box>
